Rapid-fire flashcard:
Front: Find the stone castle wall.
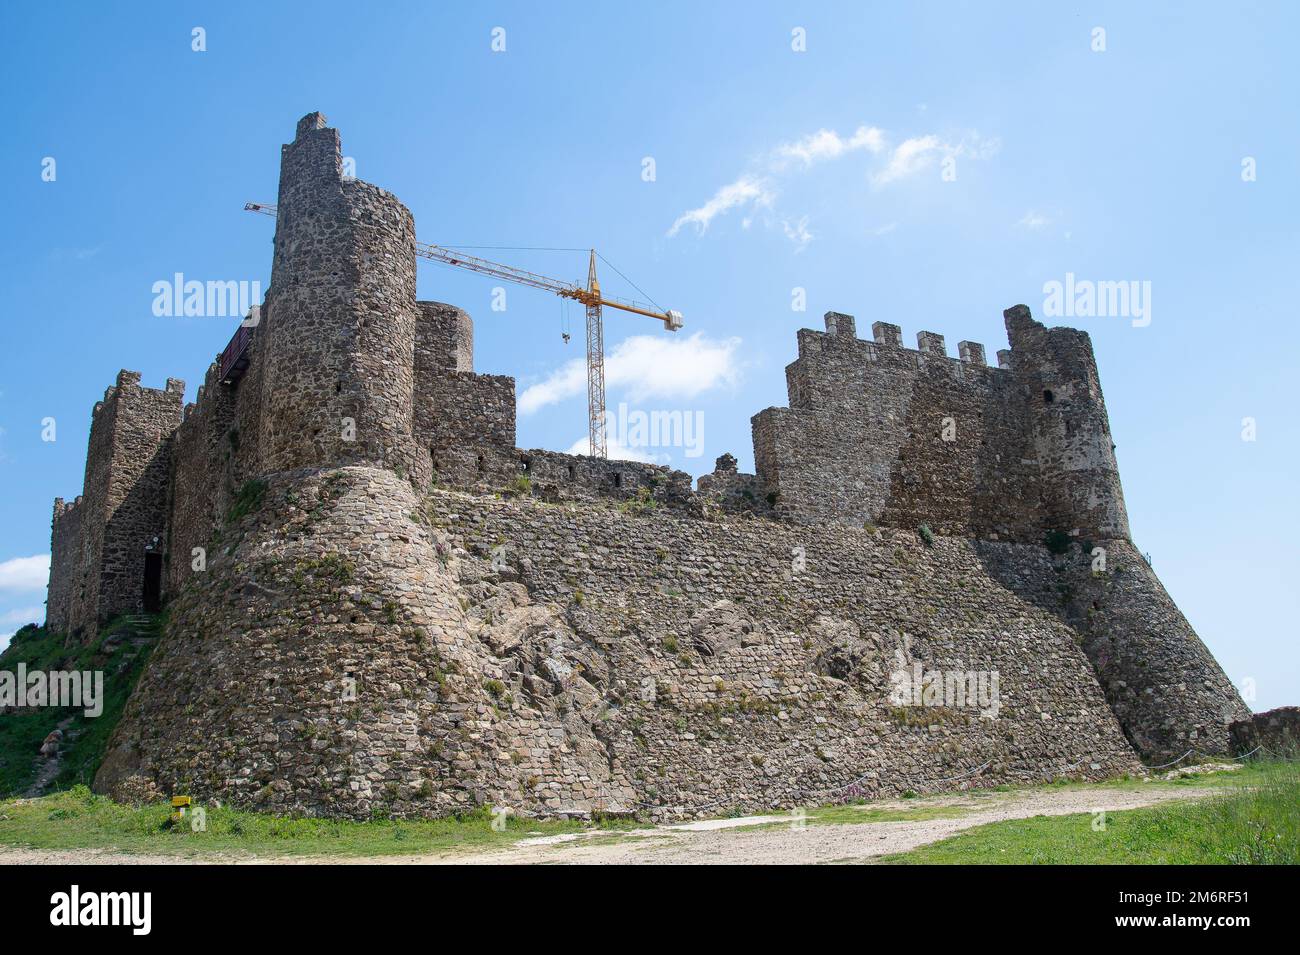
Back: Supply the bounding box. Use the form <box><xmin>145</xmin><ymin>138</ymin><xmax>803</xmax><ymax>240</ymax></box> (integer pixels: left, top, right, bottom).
<box><xmin>96</xmin><ymin>467</ymin><xmax>1143</xmax><ymax>819</ymax></box>
<box><xmin>751</xmin><ymin>309</ymin><xmax>1118</xmax><ymax>544</ymax></box>
<box><xmin>46</xmin><ymin>495</ymin><xmax>84</xmax><ymax>635</ymax></box>
<box><xmin>39</xmin><ymin>113</ymin><xmax>1253</xmax><ymax>818</ymax></box>
<box><xmin>48</xmin><ymin>371</ymin><xmax>184</xmax><ymax>636</ymax></box>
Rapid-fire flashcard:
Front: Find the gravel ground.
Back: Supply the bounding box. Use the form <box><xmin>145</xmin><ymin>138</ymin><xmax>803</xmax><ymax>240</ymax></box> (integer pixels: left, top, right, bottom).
<box><xmin>0</xmin><ymin>783</ymin><xmax>1219</xmax><ymax>865</ymax></box>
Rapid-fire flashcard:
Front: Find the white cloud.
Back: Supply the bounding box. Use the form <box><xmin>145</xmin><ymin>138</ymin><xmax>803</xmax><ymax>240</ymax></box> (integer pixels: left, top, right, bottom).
<box><xmin>872</xmin><ymin>135</ymin><xmax>943</xmax><ymax>186</ymax></box>
<box><xmin>871</xmin><ymin>132</ymin><xmax>1001</xmax><ymax>188</ymax></box>
<box><xmin>771</xmin><ymin>126</ymin><xmax>885</xmax><ymax>168</ymax></box>
<box><xmin>872</xmin><ymin>222</ymin><xmax>898</xmax><ymax>236</ymax></box>
<box><xmin>1016</xmin><ymin>209</ymin><xmax>1053</xmax><ymax>230</ymax></box>
<box><xmin>667</xmin><ymin>176</ymin><xmax>775</xmax><ymax>237</ymax></box>
<box><xmin>519</xmin><ymin>332</ymin><xmax>741</xmax><ymax>416</ymax></box>
<box><xmin>1</xmin><ymin>605</ymin><xmax>43</xmax><ymax>626</ymax></box>
<box><xmin>782</xmin><ymin>216</ymin><xmax>813</xmax><ymax>251</ymax></box>
<box><xmin>669</xmin><ymin>124</ymin><xmax>999</xmax><ymax>243</ymax></box>
<box><xmin>0</xmin><ymin>554</ymin><xmax>50</xmax><ymax>592</ymax></box>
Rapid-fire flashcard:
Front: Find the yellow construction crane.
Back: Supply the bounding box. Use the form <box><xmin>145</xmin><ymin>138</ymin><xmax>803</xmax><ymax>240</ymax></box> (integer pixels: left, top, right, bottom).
<box><xmin>244</xmin><ymin>202</ymin><xmax>682</xmax><ymax>459</ymax></box>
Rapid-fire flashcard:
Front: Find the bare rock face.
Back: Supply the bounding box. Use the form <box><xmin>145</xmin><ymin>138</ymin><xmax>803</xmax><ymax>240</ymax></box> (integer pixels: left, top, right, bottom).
<box><xmin>104</xmin><ymin>772</ymin><xmax>163</xmax><ymax>806</ymax></box>
<box><xmin>689</xmin><ymin>600</ymin><xmax>757</xmax><ymax>656</ymax></box>
<box><xmin>810</xmin><ymin>617</ymin><xmax>883</xmax><ymax>683</ymax></box>
<box><xmin>39</xmin><ymin>729</ymin><xmax>63</xmax><ymax>758</ymax></box>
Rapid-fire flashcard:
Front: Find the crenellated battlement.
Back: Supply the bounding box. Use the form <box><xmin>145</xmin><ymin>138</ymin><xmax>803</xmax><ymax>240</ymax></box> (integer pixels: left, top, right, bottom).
<box><xmin>752</xmin><ymin>307</ymin><xmax>1128</xmax><ymax>542</ymax></box>
<box><xmin>814</xmin><ymin>312</ymin><xmax>1003</xmax><ymax>373</ymax></box>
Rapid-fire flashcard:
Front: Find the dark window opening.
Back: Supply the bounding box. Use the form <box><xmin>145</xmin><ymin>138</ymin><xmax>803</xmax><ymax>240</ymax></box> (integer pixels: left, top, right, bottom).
<box><xmin>1043</xmin><ymin>389</ymin><xmax>1055</xmax><ymax>404</ymax></box>
<box><xmin>567</xmin><ymin>464</ymin><xmax>576</xmax><ymax>481</ymax></box>
<box><xmin>520</xmin><ymin>455</ymin><xmax>532</xmax><ymax>473</ymax></box>
<box><xmin>476</xmin><ymin>454</ymin><xmax>485</xmax><ymax>473</ymax></box>
<box><xmin>142</xmin><ymin>553</ymin><xmax>162</xmax><ymax>613</ymax></box>
<box><xmin>612</xmin><ymin>472</ymin><xmax>623</xmax><ymax>489</ymax></box>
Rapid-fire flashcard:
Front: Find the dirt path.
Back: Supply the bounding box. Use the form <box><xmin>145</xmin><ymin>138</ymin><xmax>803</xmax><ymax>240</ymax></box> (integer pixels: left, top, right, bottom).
<box><xmin>0</xmin><ymin>784</ymin><xmax>1219</xmax><ymax>865</ymax></box>
<box><xmin>22</xmin><ymin>716</ymin><xmax>76</xmax><ymax>799</ymax></box>
<box><xmin>436</xmin><ymin>785</ymin><xmax>1216</xmax><ymax>865</ymax></box>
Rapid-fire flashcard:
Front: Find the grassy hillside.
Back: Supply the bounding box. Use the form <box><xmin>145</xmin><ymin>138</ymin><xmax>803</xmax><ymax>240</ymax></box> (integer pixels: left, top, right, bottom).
<box><xmin>0</xmin><ymin>616</ymin><xmax>159</xmax><ymax>797</ymax></box>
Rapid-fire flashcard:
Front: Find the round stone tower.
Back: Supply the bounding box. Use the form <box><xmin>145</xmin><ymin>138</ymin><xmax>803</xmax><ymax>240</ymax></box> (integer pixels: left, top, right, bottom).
<box><xmin>1004</xmin><ymin>304</ymin><xmax>1130</xmax><ymax>541</ymax></box>
<box><xmin>258</xmin><ymin>112</ymin><xmax>429</xmax><ymax>486</ymax></box>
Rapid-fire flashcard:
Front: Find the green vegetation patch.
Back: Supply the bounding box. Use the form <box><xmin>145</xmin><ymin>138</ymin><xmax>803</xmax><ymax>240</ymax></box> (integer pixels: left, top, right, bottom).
<box><xmin>0</xmin><ymin>787</ymin><xmax>638</xmax><ymax>860</ymax></box>
<box><xmin>0</xmin><ymin>617</ymin><xmax>160</xmax><ymax>797</ymax></box>
<box><xmin>226</xmin><ymin>478</ymin><xmax>268</xmax><ymax>524</ymax></box>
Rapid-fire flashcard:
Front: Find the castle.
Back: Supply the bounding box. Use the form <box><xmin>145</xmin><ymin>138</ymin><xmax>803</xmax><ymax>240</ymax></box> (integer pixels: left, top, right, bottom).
<box><xmin>48</xmin><ymin>114</ymin><xmax>1250</xmax><ymax>819</ymax></box>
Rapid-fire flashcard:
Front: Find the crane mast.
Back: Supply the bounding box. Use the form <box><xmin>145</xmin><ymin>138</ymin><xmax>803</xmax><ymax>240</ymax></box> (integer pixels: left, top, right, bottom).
<box><xmin>585</xmin><ymin>251</ymin><xmax>606</xmax><ymax>458</ymax></box>
<box><xmin>243</xmin><ymin>202</ymin><xmax>681</xmax><ymax>459</ymax></box>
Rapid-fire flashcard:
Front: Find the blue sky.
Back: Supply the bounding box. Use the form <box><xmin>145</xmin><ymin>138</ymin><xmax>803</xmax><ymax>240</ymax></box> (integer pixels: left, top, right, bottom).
<box><xmin>0</xmin><ymin>2</ymin><xmax>1295</xmax><ymax>709</ymax></box>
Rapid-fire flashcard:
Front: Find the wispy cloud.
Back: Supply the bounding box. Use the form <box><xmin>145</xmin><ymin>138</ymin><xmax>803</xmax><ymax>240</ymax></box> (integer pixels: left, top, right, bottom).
<box><xmin>668</xmin><ymin>176</ymin><xmax>775</xmax><ymax>237</ymax></box>
<box><xmin>669</xmin><ymin>124</ymin><xmax>998</xmax><ymax>246</ymax></box>
<box><xmin>1017</xmin><ymin>210</ymin><xmax>1051</xmax><ymax>229</ymax></box>
<box><xmin>871</xmin><ymin>132</ymin><xmax>1000</xmax><ymax>187</ymax></box>
<box><xmin>770</xmin><ymin>126</ymin><xmax>885</xmax><ymax>169</ymax></box>
<box><xmin>782</xmin><ymin>216</ymin><xmax>813</xmax><ymax>251</ymax></box>
<box><xmin>519</xmin><ymin>332</ymin><xmax>741</xmax><ymax>416</ymax></box>
<box><xmin>0</xmin><ymin>554</ymin><xmax>50</xmax><ymax>592</ymax></box>
<box><xmin>871</xmin><ymin>135</ymin><xmax>943</xmax><ymax>186</ymax></box>
<box><xmin>51</xmin><ymin>246</ymin><xmax>103</xmax><ymax>262</ymax></box>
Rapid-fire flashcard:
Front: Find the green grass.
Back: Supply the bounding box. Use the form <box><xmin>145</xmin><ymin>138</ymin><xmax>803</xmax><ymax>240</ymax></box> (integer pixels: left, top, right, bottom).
<box><xmin>0</xmin><ymin>617</ymin><xmax>159</xmax><ymax>796</ymax></box>
<box><xmin>881</xmin><ymin>760</ymin><xmax>1300</xmax><ymax>864</ymax></box>
<box><xmin>0</xmin><ymin>786</ymin><xmax>637</xmax><ymax>859</ymax></box>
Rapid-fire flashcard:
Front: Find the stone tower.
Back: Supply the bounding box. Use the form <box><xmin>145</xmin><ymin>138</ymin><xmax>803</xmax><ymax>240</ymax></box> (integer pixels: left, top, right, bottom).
<box><xmin>47</xmin><ymin>371</ymin><xmax>184</xmax><ymax>637</ymax></box>
<box><xmin>258</xmin><ymin>112</ymin><xmax>429</xmax><ymax>486</ymax></box>
<box><xmin>1003</xmin><ymin>304</ymin><xmax>1130</xmax><ymax>541</ymax></box>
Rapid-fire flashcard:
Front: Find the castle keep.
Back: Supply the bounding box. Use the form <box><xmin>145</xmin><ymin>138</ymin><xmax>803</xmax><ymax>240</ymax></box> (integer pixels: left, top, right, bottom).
<box><xmin>48</xmin><ymin>115</ymin><xmax>1249</xmax><ymax>819</ymax></box>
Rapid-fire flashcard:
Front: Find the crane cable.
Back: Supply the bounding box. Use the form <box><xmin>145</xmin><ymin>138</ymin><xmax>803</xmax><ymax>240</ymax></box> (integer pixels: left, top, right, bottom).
<box><xmin>596</xmin><ymin>250</ymin><xmax>665</xmax><ymax>314</ymax></box>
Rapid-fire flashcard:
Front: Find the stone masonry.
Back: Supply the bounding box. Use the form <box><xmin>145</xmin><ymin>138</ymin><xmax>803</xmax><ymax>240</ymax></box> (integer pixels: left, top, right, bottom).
<box><xmin>44</xmin><ymin>114</ymin><xmax>1251</xmax><ymax>819</ymax></box>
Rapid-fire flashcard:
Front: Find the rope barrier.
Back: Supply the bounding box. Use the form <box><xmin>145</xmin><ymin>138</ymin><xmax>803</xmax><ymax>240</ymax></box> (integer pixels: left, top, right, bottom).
<box><xmin>620</xmin><ymin>756</ymin><xmax>995</xmax><ymax>816</ymax></box>
<box><xmin>1144</xmin><ymin>749</ymin><xmax>1194</xmax><ymax>770</ymax></box>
